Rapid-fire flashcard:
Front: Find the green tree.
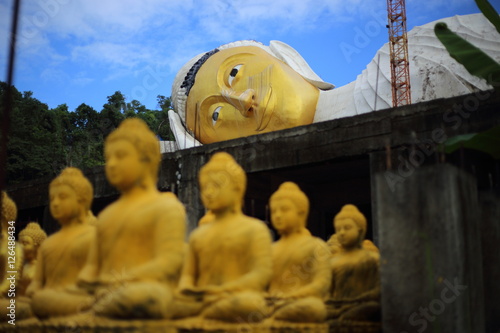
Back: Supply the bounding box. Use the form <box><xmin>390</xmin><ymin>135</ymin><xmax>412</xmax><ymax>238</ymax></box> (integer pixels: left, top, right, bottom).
<box><xmin>66</xmin><ymin>103</ymin><xmax>104</xmax><ymax>169</ymax></box>
<box><xmin>1</xmin><ymin>83</ymin><xmax>66</xmax><ymax>183</ymax></box>
<box><xmin>100</xmin><ymin>91</ymin><xmax>126</xmax><ymax>137</ymax></box>
<box><xmin>1</xmin><ymin>84</ymin><xmax>176</xmax><ymax>184</ymax></box>
<box><xmin>155</xmin><ymin>95</ymin><xmax>174</xmax><ymax>141</ymax></box>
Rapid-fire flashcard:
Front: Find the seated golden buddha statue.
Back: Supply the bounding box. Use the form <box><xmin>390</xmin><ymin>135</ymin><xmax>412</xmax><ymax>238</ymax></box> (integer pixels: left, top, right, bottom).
<box><xmin>27</xmin><ymin>167</ymin><xmax>96</xmax><ymax>318</ymax></box>
<box><xmin>175</xmin><ymin>152</ymin><xmax>272</xmax><ymax>323</ymax></box>
<box><xmin>327</xmin><ymin>205</ymin><xmax>380</xmax><ymax>322</ymax></box>
<box><xmin>18</xmin><ymin>222</ymin><xmax>47</xmax><ymax>296</ymax></box>
<box><xmin>0</xmin><ymin>191</ymin><xmax>31</xmax><ymax>321</ymax></box>
<box><xmin>76</xmin><ymin>118</ymin><xmax>186</xmax><ymax>319</ymax></box>
<box><xmin>0</xmin><ymin>191</ymin><xmax>23</xmax><ymax>296</ymax></box>
<box><xmin>267</xmin><ymin>182</ymin><xmax>331</xmax><ymax>323</ymax></box>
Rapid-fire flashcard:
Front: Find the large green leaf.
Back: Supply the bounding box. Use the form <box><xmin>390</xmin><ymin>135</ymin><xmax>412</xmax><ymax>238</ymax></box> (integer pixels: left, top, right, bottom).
<box><xmin>443</xmin><ymin>125</ymin><xmax>500</xmax><ymax>159</ymax></box>
<box><xmin>475</xmin><ymin>0</ymin><xmax>500</xmax><ymax>34</ymax></box>
<box><xmin>434</xmin><ymin>22</ymin><xmax>500</xmax><ymax>87</ymax></box>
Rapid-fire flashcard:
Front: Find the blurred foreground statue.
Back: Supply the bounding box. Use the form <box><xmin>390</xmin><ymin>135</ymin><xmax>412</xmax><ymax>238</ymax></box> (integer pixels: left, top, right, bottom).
<box><xmin>0</xmin><ymin>192</ymin><xmax>22</xmax><ymax>296</ymax></box>
<box><xmin>327</xmin><ymin>205</ymin><xmax>380</xmax><ymax>322</ymax></box>
<box><xmin>267</xmin><ymin>182</ymin><xmax>331</xmax><ymax>323</ymax></box>
<box><xmin>175</xmin><ymin>152</ymin><xmax>272</xmax><ymax>322</ymax></box>
<box><xmin>28</xmin><ymin>167</ymin><xmax>95</xmax><ymax>318</ymax></box>
<box><xmin>77</xmin><ymin>118</ymin><xmax>186</xmax><ymax>319</ymax></box>
<box><xmin>170</xmin><ymin>14</ymin><xmax>500</xmax><ymax>149</ymax></box>
<box><xmin>18</xmin><ymin>222</ymin><xmax>46</xmax><ymax>296</ymax></box>
<box><xmin>0</xmin><ymin>192</ymin><xmax>30</xmax><ymax>321</ymax></box>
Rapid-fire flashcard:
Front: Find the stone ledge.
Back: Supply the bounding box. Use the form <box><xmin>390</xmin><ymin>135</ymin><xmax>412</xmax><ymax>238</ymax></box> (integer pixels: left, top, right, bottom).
<box><xmin>2</xmin><ymin>316</ymin><xmax>381</xmax><ymax>333</ymax></box>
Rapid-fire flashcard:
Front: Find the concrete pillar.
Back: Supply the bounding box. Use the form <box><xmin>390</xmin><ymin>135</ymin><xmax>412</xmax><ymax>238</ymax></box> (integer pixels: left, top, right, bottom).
<box><xmin>478</xmin><ymin>192</ymin><xmax>500</xmax><ymax>333</ymax></box>
<box><xmin>374</xmin><ymin>164</ymin><xmax>484</xmax><ymax>333</ymax></box>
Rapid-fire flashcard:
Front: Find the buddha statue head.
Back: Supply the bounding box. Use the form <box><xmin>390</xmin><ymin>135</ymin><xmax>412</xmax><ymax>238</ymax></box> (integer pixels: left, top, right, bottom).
<box><xmin>198</xmin><ymin>152</ymin><xmax>246</xmax><ymax>213</ymax></box>
<box><xmin>333</xmin><ymin>204</ymin><xmax>367</xmax><ymax>250</ymax></box>
<box><xmin>1</xmin><ymin>191</ymin><xmax>17</xmax><ymax>228</ymax></box>
<box><xmin>269</xmin><ymin>182</ymin><xmax>309</xmax><ymax>235</ymax></box>
<box><xmin>171</xmin><ymin>40</ymin><xmax>334</xmax><ymax>144</ymax></box>
<box><xmin>49</xmin><ymin>167</ymin><xmax>93</xmax><ymax>225</ymax></box>
<box><xmin>19</xmin><ymin>222</ymin><xmax>47</xmax><ymax>262</ymax></box>
<box><xmin>105</xmin><ymin>118</ymin><xmax>161</xmax><ymax>191</ymax></box>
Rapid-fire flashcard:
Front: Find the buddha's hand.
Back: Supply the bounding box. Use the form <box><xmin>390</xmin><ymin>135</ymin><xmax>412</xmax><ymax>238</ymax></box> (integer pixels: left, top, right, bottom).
<box><xmin>202</xmin><ymin>285</ymin><xmax>226</xmax><ymax>295</ymax></box>
<box><xmin>280</xmin><ymin>292</ymin><xmax>301</xmax><ymax>300</ymax></box>
<box><xmin>65</xmin><ymin>283</ymin><xmax>90</xmax><ymax>296</ymax></box>
<box><xmin>181</xmin><ymin>287</ymin><xmax>205</xmax><ymax>297</ymax></box>
<box><xmin>77</xmin><ymin>278</ymin><xmax>99</xmax><ymax>294</ymax></box>
<box><xmin>201</xmin><ymin>286</ymin><xmax>230</xmax><ymax>304</ymax></box>
<box><xmin>179</xmin><ymin>287</ymin><xmax>205</xmax><ymax>302</ymax></box>
<box><xmin>346</xmin><ymin>287</ymin><xmax>381</xmax><ymax>303</ymax></box>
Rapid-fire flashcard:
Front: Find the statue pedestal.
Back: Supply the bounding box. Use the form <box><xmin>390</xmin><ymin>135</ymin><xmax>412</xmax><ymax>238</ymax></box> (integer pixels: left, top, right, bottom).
<box><xmin>7</xmin><ymin>317</ymin><xmax>381</xmax><ymax>333</ymax></box>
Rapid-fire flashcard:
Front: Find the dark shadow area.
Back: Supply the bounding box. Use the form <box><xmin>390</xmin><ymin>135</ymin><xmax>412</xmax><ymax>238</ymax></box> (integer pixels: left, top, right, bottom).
<box><xmin>244</xmin><ymin>155</ymin><xmax>372</xmax><ymax>242</ymax></box>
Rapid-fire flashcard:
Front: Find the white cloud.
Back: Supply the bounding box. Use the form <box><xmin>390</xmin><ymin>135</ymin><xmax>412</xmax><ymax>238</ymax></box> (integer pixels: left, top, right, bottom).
<box><xmin>71</xmin><ymin>42</ymin><xmax>150</xmax><ymax>68</ymax></box>
<box><xmin>40</xmin><ymin>67</ymin><xmax>69</xmax><ymax>83</ymax></box>
<box><xmin>1</xmin><ymin>0</ymin><xmax>483</xmax><ymax>110</ymax></box>
<box><xmin>407</xmin><ymin>0</ymin><xmax>471</xmax><ymax>12</ymax></box>
<box><xmin>2</xmin><ymin>0</ymin><xmax>391</xmax><ymax>79</ymax></box>
<box><xmin>71</xmin><ymin>71</ymin><xmax>94</xmax><ymax>86</ymax></box>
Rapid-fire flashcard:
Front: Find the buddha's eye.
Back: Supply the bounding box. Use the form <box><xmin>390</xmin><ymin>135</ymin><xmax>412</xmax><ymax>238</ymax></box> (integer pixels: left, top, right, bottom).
<box><xmin>212</xmin><ymin>106</ymin><xmax>221</xmax><ymax>126</ymax></box>
<box><xmin>228</xmin><ymin>64</ymin><xmax>242</xmax><ymax>86</ymax></box>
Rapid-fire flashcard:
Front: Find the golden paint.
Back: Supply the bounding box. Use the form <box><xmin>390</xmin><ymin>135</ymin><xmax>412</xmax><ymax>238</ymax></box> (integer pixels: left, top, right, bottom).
<box><xmin>186</xmin><ymin>46</ymin><xmax>319</xmax><ymax>144</ymax></box>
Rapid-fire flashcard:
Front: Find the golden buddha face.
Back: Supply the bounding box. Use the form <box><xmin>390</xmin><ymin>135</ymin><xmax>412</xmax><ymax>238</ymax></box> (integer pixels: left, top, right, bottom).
<box><xmin>199</xmin><ymin>171</ymin><xmax>238</xmax><ymax>212</ymax></box>
<box><xmin>334</xmin><ymin>218</ymin><xmax>361</xmax><ymax>249</ymax></box>
<box><xmin>186</xmin><ymin>46</ymin><xmax>320</xmax><ymax>144</ymax></box>
<box><xmin>270</xmin><ymin>198</ymin><xmax>303</xmax><ymax>235</ymax></box>
<box><xmin>105</xmin><ymin>139</ymin><xmax>148</xmax><ymax>191</ymax></box>
<box><xmin>19</xmin><ymin>235</ymin><xmax>35</xmax><ymax>260</ymax></box>
<box><xmin>49</xmin><ymin>184</ymin><xmax>81</xmax><ymax>223</ymax></box>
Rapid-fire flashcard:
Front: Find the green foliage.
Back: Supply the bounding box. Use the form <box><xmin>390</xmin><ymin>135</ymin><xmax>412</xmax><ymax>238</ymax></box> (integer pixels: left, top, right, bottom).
<box><xmin>442</xmin><ymin>126</ymin><xmax>500</xmax><ymax>159</ymax></box>
<box><xmin>435</xmin><ymin>0</ymin><xmax>500</xmax><ymax>159</ymax></box>
<box><xmin>0</xmin><ymin>83</ymin><xmax>175</xmax><ymax>184</ymax></box>
<box><xmin>475</xmin><ymin>0</ymin><xmax>500</xmax><ymax>34</ymax></box>
<box><xmin>434</xmin><ymin>0</ymin><xmax>500</xmax><ymax>87</ymax></box>
<box><xmin>434</xmin><ymin>22</ymin><xmax>500</xmax><ymax>87</ymax></box>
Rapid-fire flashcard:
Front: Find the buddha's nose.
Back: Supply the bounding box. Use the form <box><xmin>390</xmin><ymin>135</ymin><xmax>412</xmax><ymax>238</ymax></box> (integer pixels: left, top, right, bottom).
<box><xmin>224</xmin><ymin>89</ymin><xmax>256</xmax><ymax>117</ymax></box>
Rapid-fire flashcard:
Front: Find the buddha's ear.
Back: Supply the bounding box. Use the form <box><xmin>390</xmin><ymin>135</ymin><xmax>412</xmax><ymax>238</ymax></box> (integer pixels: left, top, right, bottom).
<box><xmin>168</xmin><ymin>110</ymin><xmax>202</xmax><ymax>150</ymax></box>
<box><xmin>269</xmin><ymin>40</ymin><xmax>335</xmax><ymax>91</ymax></box>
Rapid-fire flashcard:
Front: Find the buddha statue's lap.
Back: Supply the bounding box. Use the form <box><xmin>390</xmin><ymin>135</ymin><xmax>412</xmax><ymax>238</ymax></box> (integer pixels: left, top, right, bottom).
<box><xmin>175</xmin><ymin>152</ymin><xmax>272</xmax><ymax>322</ymax></box>
<box><xmin>83</xmin><ymin>193</ymin><xmax>185</xmax><ymax>319</ymax></box>
<box><xmin>327</xmin><ymin>205</ymin><xmax>381</xmax><ymax>322</ymax></box>
<box><xmin>175</xmin><ymin>216</ymin><xmax>272</xmax><ymax>321</ymax></box>
<box><xmin>267</xmin><ymin>182</ymin><xmax>331</xmax><ymax>323</ymax></box>
<box><xmin>74</xmin><ymin>118</ymin><xmax>186</xmax><ymax>320</ymax></box>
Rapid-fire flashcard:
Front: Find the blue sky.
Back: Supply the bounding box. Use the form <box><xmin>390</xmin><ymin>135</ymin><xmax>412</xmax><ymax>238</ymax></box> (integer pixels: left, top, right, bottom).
<box><xmin>0</xmin><ymin>0</ymin><xmax>494</xmax><ymax>112</ymax></box>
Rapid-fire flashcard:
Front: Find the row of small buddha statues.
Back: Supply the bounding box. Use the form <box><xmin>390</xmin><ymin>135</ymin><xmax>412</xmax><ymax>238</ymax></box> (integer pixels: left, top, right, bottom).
<box><xmin>0</xmin><ymin>118</ymin><xmax>380</xmax><ymax>326</ymax></box>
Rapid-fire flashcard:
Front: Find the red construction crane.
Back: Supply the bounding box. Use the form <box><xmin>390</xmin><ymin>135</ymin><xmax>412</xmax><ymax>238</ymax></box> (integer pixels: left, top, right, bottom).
<box><xmin>387</xmin><ymin>0</ymin><xmax>411</xmax><ymax>107</ymax></box>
